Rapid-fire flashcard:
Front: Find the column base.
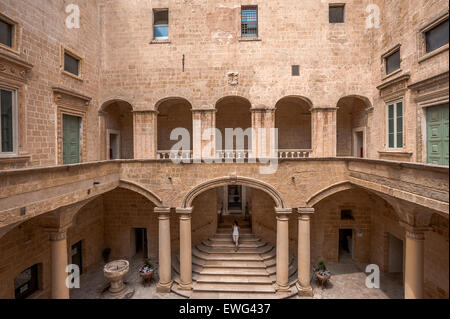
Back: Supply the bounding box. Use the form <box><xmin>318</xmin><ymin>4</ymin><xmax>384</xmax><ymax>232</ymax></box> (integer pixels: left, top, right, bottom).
<box><xmin>156</xmin><ymin>281</ymin><xmax>173</xmax><ymax>293</ymax></box>
<box><xmin>275</xmin><ymin>283</ymin><xmax>291</xmax><ymax>292</ymax></box>
<box><xmin>296</xmin><ymin>282</ymin><xmax>313</xmax><ymax>297</ymax></box>
<box><xmin>178</xmin><ymin>282</ymin><xmax>193</xmax><ymax>291</ymax></box>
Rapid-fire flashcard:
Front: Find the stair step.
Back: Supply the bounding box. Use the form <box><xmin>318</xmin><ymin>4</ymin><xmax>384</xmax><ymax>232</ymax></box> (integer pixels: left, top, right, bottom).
<box><xmin>190</xmin><ymin>291</ymin><xmax>292</xmax><ymax>299</ymax></box>
<box><xmin>203</xmin><ymin>239</ymin><xmax>266</xmax><ymax>248</ymax></box>
<box><xmin>210</xmin><ymin>237</ymin><xmax>261</xmax><ymax>243</ymax></box>
<box><xmin>196</xmin><ymin>274</ymin><xmax>273</xmax><ymax>284</ymax></box>
<box><xmin>196</xmin><ymin>243</ymin><xmax>273</xmax><ymax>255</ymax></box>
<box><xmin>213</xmin><ymin>233</ymin><xmax>256</xmax><ymax>238</ymax></box>
<box><xmin>200</xmin><ymin>267</ymin><xmax>270</xmax><ymax>276</ymax></box>
<box><xmin>203</xmin><ymin>260</ymin><xmax>267</xmax><ymax>268</ymax></box>
<box><xmin>194</xmin><ymin>282</ymin><xmax>276</xmax><ymax>293</ymax></box>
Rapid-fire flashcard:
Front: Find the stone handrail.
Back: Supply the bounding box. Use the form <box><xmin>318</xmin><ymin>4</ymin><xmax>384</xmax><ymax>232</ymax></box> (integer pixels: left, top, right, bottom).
<box><xmin>278</xmin><ymin>149</ymin><xmax>312</xmax><ymax>159</ymax></box>
<box><xmin>157</xmin><ymin>150</ymin><xmax>193</xmax><ymax>160</ymax></box>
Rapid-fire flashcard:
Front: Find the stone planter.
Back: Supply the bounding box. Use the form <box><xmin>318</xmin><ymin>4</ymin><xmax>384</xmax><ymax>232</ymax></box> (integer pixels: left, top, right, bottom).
<box><xmin>103</xmin><ymin>260</ymin><xmax>130</xmax><ymax>295</ymax></box>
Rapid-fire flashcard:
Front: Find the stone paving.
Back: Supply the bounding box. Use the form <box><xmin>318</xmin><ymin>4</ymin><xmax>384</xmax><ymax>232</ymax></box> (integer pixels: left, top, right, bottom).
<box><xmin>71</xmin><ymin>254</ymin><xmax>403</xmax><ymax>299</ymax></box>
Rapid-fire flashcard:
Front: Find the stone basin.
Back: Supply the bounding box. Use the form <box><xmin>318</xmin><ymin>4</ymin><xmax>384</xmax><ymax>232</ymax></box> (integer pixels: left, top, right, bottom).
<box><xmin>103</xmin><ymin>260</ymin><xmax>130</xmax><ymax>295</ymax></box>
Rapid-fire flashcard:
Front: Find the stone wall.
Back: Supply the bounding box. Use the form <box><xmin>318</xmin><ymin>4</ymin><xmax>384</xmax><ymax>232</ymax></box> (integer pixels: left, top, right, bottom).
<box><xmin>192</xmin><ymin>189</ymin><xmax>218</xmax><ymax>246</ymax></box>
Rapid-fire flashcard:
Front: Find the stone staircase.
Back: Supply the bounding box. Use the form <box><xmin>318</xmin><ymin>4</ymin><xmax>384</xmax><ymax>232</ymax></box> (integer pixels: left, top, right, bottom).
<box><xmin>172</xmin><ymin>219</ymin><xmax>298</xmax><ymax>299</ymax></box>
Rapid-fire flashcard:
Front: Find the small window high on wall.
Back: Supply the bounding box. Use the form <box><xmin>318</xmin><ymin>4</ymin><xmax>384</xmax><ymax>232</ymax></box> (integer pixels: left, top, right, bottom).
<box><xmin>14</xmin><ymin>264</ymin><xmax>39</xmax><ymax>299</ymax></box>
<box><xmin>154</xmin><ymin>9</ymin><xmax>169</xmax><ymax>40</ymax></box>
<box><xmin>241</xmin><ymin>6</ymin><xmax>258</xmax><ymax>38</ymax></box>
<box><xmin>0</xmin><ymin>17</ymin><xmax>13</xmax><ymax>47</ymax></box>
<box><xmin>425</xmin><ymin>19</ymin><xmax>449</xmax><ymax>53</ymax></box>
<box><xmin>329</xmin><ymin>4</ymin><xmax>345</xmax><ymax>23</ymax></box>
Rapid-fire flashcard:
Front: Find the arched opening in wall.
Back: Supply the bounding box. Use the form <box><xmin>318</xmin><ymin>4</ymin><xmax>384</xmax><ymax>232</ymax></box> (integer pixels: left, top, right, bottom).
<box><xmin>215</xmin><ymin>96</ymin><xmax>252</xmax><ymax>156</ymax></box>
<box><xmin>336</xmin><ymin>96</ymin><xmax>369</xmax><ymax>158</ymax></box>
<box><xmin>310</xmin><ymin>187</ymin><xmax>404</xmax><ymax>298</ymax></box>
<box><xmin>102</xmin><ymin>101</ymin><xmax>134</xmax><ymax>159</ymax></box>
<box><xmin>275</xmin><ymin>96</ymin><xmax>312</xmax><ymax>156</ymax></box>
<box><xmin>157</xmin><ymin>98</ymin><xmax>193</xmax><ymax>158</ymax></box>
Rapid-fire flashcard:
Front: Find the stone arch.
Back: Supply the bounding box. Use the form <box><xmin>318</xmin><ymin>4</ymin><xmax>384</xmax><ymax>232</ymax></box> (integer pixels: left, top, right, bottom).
<box><xmin>336</xmin><ymin>95</ymin><xmax>370</xmax><ymax>157</ymax></box>
<box><xmin>275</xmin><ymin>95</ymin><xmax>313</xmax><ymax>110</ymax></box>
<box><xmin>118</xmin><ymin>180</ymin><xmax>163</xmax><ymax>207</ymax></box>
<box><xmin>275</xmin><ymin>96</ymin><xmax>313</xmax><ymax>150</ymax></box>
<box><xmin>99</xmin><ymin>98</ymin><xmax>135</xmax><ymax>113</ymax></box>
<box><xmin>183</xmin><ymin>176</ymin><xmax>285</xmax><ymax>209</ymax></box>
<box><xmin>155</xmin><ymin>97</ymin><xmax>193</xmax><ymax>111</ymax></box>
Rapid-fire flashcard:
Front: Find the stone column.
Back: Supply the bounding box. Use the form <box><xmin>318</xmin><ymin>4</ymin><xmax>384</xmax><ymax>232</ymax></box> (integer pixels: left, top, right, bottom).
<box><xmin>311</xmin><ymin>107</ymin><xmax>337</xmax><ymax>157</ymax></box>
<box><xmin>297</xmin><ymin>207</ymin><xmax>314</xmax><ymax>296</ymax></box>
<box><xmin>48</xmin><ymin>228</ymin><xmax>70</xmax><ymax>299</ymax></box>
<box><xmin>177</xmin><ymin>208</ymin><xmax>193</xmax><ymax>290</ymax></box>
<box><xmin>155</xmin><ymin>207</ymin><xmax>172</xmax><ymax>293</ymax></box>
<box><xmin>275</xmin><ymin>208</ymin><xmax>291</xmax><ymax>292</ymax></box>
<box><xmin>98</xmin><ymin>111</ymin><xmax>107</xmax><ymax>160</ymax></box>
<box><xmin>405</xmin><ymin>229</ymin><xmax>425</xmax><ymax>299</ymax></box>
<box><xmin>251</xmin><ymin>106</ymin><xmax>276</xmax><ymax>159</ymax></box>
<box><xmin>133</xmin><ymin>110</ymin><xmax>158</xmax><ymax>159</ymax></box>
<box><xmin>192</xmin><ymin>108</ymin><xmax>216</xmax><ymax>161</ymax></box>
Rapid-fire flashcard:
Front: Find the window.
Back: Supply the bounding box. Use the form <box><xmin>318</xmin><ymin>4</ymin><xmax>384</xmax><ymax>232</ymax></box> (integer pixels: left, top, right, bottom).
<box><xmin>329</xmin><ymin>4</ymin><xmax>345</xmax><ymax>23</ymax></box>
<box><xmin>15</xmin><ymin>264</ymin><xmax>39</xmax><ymax>299</ymax></box>
<box><xmin>241</xmin><ymin>6</ymin><xmax>258</xmax><ymax>38</ymax></box>
<box><xmin>0</xmin><ymin>88</ymin><xmax>16</xmax><ymax>154</ymax></box>
<box><xmin>64</xmin><ymin>52</ymin><xmax>80</xmax><ymax>77</ymax></box>
<box><xmin>387</xmin><ymin>101</ymin><xmax>404</xmax><ymax>149</ymax></box>
<box><xmin>425</xmin><ymin>19</ymin><xmax>449</xmax><ymax>53</ymax></box>
<box><xmin>153</xmin><ymin>9</ymin><xmax>169</xmax><ymax>40</ymax></box>
<box><xmin>341</xmin><ymin>210</ymin><xmax>354</xmax><ymax>220</ymax></box>
<box><xmin>0</xmin><ymin>18</ymin><xmax>13</xmax><ymax>47</ymax></box>
<box><xmin>292</xmin><ymin>65</ymin><xmax>300</xmax><ymax>76</ymax></box>
<box><xmin>385</xmin><ymin>49</ymin><xmax>401</xmax><ymax>75</ymax></box>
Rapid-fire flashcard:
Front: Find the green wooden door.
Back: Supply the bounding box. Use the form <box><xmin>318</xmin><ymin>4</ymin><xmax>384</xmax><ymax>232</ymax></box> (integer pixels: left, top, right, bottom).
<box><xmin>427</xmin><ymin>104</ymin><xmax>449</xmax><ymax>166</ymax></box>
<box><xmin>62</xmin><ymin>114</ymin><xmax>80</xmax><ymax>164</ymax></box>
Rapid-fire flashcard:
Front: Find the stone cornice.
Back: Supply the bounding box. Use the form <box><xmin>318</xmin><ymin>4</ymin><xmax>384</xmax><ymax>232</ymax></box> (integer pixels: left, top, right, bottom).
<box><xmin>52</xmin><ymin>86</ymin><xmax>92</xmax><ymax>108</ymax></box>
<box><xmin>0</xmin><ymin>51</ymin><xmax>33</xmax><ymax>82</ymax></box>
<box><xmin>376</xmin><ymin>73</ymin><xmax>411</xmax><ymax>92</ymax></box>
<box><xmin>408</xmin><ymin>71</ymin><xmax>449</xmax><ymax>91</ymax></box>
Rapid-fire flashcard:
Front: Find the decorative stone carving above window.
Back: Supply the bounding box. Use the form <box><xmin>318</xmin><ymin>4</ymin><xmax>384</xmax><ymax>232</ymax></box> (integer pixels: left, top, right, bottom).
<box><xmin>0</xmin><ymin>51</ymin><xmax>33</xmax><ymax>83</ymax></box>
<box><xmin>52</xmin><ymin>86</ymin><xmax>92</xmax><ymax>110</ymax></box>
<box><xmin>376</xmin><ymin>73</ymin><xmax>411</xmax><ymax>102</ymax></box>
<box><xmin>227</xmin><ymin>72</ymin><xmax>239</xmax><ymax>86</ymax></box>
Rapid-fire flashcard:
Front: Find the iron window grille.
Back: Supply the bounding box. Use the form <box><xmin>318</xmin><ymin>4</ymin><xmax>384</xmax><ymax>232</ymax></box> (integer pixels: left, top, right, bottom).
<box><xmin>241</xmin><ymin>6</ymin><xmax>258</xmax><ymax>38</ymax></box>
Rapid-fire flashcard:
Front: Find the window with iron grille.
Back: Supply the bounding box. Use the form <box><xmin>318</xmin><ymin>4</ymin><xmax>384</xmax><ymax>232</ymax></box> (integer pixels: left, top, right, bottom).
<box><xmin>0</xmin><ymin>17</ymin><xmax>13</xmax><ymax>47</ymax></box>
<box><xmin>241</xmin><ymin>6</ymin><xmax>258</xmax><ymax>38</ymax></box>
<box><xmin>64</xmin><ymin>52</ymin><xmax>80</xmax><ymax>76</ymax></box>
<box><xmin>15</xmin><ymin>264</ymin><xmax>39</xmax><ymax>299</ymax></box>
<box><xmin>154</xmin><ymin>9</ymin><xmax>169</xmax><ymax>40</ymax></box>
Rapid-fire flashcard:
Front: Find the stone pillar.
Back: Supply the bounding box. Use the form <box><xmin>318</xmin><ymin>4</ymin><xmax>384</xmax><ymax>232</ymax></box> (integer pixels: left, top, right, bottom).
<box><xmin>192</xmin><ymin>108</ymin><xmax>216</xmax><ymax>160</ymax></box>
<box><xmin>251</xmin><ymin>106</ymin><xmax>276</xmax><ymax>158</ymax></box>
<box><xmin>155</xmin><ymin>207</ymin><xmax>172</xmax><ymax>293</ymax></box>
<box><xmin>48</xmin><ymin>229</ymin><xmax>70</xmax><ymax>299</ymax></box>
<box><xmin>177</xmin><ymin>208</ymin><xmax>193</xmax><ymax>290</ymax></box>
<box><xmin>275</xmin><ymin>208</ymin><xmax>291</xmax><ymax>292</ymax></box>
<box><xmin>133</xmin><ymin>110</ymin><xmax>158</xmax><ymax>159</ymax></box>
<box><xmin>297</xmin><ymin>207</ymin><xmax>314</xmax><ymax>296</ymax></box>
<box><xmin>98</xmin><ymin>111</ymin><xmax>107</xmax><ymax>160</ymax></box>
<box><xmin>405</xmin><ymin>229</ymin><xmax>425</xmax><ymax>299</ymax></box>
<box><xmin>311</xmin><ymin>107</ymin><xmax>337</xmax><ymax>157</ymax></box>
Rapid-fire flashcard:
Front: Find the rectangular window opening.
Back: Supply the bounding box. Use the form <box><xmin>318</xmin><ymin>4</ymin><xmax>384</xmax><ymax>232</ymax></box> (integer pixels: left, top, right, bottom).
<box><xmin>0</xmin><ymin>17</ymin><xmax>13</xmax><ymax>47</ymax></box>
<box><xmin>1</xmin><ymin>88</ymin><xmax>14</xmax><ymax>153</ymax></box>
<box><xmin>154</xmin><ymin>9</ymin><xmax>169</xmax><ymax>40</ymax></box>
<box><xmin>329</xmin><ymin>4</ymin><xmax>345</xmax><ymax>23</ymax></box>
<box><xmin>425</xmin><ymin>19</ymin><xmax>449</xmax><ymax>53</ymax></box>
<box><xmin>292</xmin><ymin>65</ymin><xmax>300</xmax><ymax>76</ymax></box>
<box><xmin>387</xmin><ymin>101</ymin><xmax>404</xmax><ymax>149</ymax></box>
<box><xmin>385</xmin><ymin>49</ymin><xmax>401</xmax><ymax>75</ymax></box>
<box><xmin>241</xmin><ymin>6</ymin><xmax>258</xmax><ymax>38</ymax></box>
<box><xmin>341</xmin><ymin>209</ymin><xmax>354</xmax><ymax>220</ymax></box>
<box><xmin>64</xmin><ymin>52</ymin><xmax>80</xmax><ymax>77</ymax></box>
<box><xmin>14</xmin><ymin>264</ymin><xmax>39</xmax><ymax>299</ymax></box>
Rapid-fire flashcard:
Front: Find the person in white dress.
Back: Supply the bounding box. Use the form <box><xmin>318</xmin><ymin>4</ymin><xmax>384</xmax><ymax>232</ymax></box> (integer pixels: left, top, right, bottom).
<box><xmin>232</xmin><ymin>220</ymin><xmax>240</xmax><ymax>251</ymax></box>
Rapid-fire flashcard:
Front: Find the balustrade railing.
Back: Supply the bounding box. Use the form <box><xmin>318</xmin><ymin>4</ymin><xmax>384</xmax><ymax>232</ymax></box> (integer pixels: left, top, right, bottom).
<box><xmin>277</xmin><ymin>149</ymin><xmax>312</xmax><ymax>159</ymax></box>
<box><xmin>157</xmin><ymin>150</ymin><xmax>193</xmax><ymax>160</ymax></box>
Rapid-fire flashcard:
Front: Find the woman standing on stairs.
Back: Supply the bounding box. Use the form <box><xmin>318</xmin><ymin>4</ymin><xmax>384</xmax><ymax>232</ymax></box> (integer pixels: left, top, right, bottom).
<box><xmin>232</xmin><ymin>220</ymin><xmax>240</xmax><ymax>252</ymax></box>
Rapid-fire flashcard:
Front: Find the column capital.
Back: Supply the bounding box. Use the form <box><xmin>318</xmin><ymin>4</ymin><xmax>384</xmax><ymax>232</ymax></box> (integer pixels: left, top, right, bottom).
<box><xmin>192</xmin><ymin>108</ymin><xmax>216</xmax><ymax>113</ymax></box>
<box><xmin>298</xmin><ymin>207</ymin><xmax>314</xmax><ymax>220</ymax></box>
<box><xmin>176</xmin><ymin>207</ymin><xmax>193</xmax><ymax>219</ymax></box>
<box><xmin>133</xmin><ymin>109</ymin><xmax>159</xmax><ymax>114</ymax></box>
<box><xmin>44</xmin><ymin>224</ymin><xmax>71</xmax><ymax>241</ymax></box>
<box><xmin>155</xmin><ymin>207</ymin><xmax>171</xmax><ymax>219</ymax></box>
<box><xmin>310</xmin><ymin>106</ymin><xmax>338</xmax><ymax>112</ymax></box>
<box><xmin>399</xmin><ymin>221</ymin><xmax>431</xmax><ymax>240</ymax></box>
<box><xmin>275</xmin><ymin>208</ymin><xmax>292</xmax><ymax>220</ymax></box>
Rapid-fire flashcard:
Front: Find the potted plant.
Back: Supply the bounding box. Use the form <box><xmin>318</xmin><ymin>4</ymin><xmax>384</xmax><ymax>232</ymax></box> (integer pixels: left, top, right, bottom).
<box><xmin>139</xmin><ymin>258</ymin><xmax>155</xmax><ymax>286</ymax></box>
<box><xmin>314</xmin><ymin>261</ymin><xmax>331</xmax><ymax>289</ymax></box>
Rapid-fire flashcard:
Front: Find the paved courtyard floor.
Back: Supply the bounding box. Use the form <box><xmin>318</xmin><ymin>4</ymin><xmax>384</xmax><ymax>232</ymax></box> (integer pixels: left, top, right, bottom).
<box><xmin>70</xmin><ymin>254</ymin><xmax>404</xmax><ymax>299</ymax></box>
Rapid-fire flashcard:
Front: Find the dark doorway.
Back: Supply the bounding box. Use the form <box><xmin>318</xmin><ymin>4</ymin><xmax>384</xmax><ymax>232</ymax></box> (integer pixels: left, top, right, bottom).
<box><xmin>71</xmin><ymin>241</ymin><xmax>83</xmax><ymax>275</ymax></box>
<box><xmin>339</xmin><ymin>229</ymin><xmax>353</xmax><ymax>262</ymax></box>
<box><xmin>134</xmin><ymin>228</ymin><xmax>148</xmax><ymax>258</ymax></box>
<box><xmin>228</xmin><ymin>185</ymin><xmax>243</xmax><ymax>212</ymax></box>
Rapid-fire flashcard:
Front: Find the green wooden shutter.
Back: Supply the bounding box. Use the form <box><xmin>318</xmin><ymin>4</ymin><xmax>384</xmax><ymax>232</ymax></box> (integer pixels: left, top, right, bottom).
<box><xmin>396</xmin><ymin>102</ymin><xmax>403</xmax><ymax>148</ymax></box>
<box><xmin>427</xmin><ymin>104</ymin><xmax>449</xmax><ymax>166</ymax></box>
<box><xmin>1</xmin><ymin>89</ymin><xmax>13</xmax><ymax>153</ymax></box>
<box><xmin>388</xmin><ymin>104</ymin><xmax>395</xmax><ymax>148</ymax></box>
<box><xmin>62</xmin><ymin>114</ymin><xmax>80</xmax><ymax>164</ymax></box>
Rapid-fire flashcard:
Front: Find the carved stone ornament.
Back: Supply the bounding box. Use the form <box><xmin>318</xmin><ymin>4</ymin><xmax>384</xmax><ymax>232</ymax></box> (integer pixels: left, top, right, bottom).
<box><xmin>227</xmin><ymin>72</ymin><xmax>239</xmax><ymax>86</ymax></box>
